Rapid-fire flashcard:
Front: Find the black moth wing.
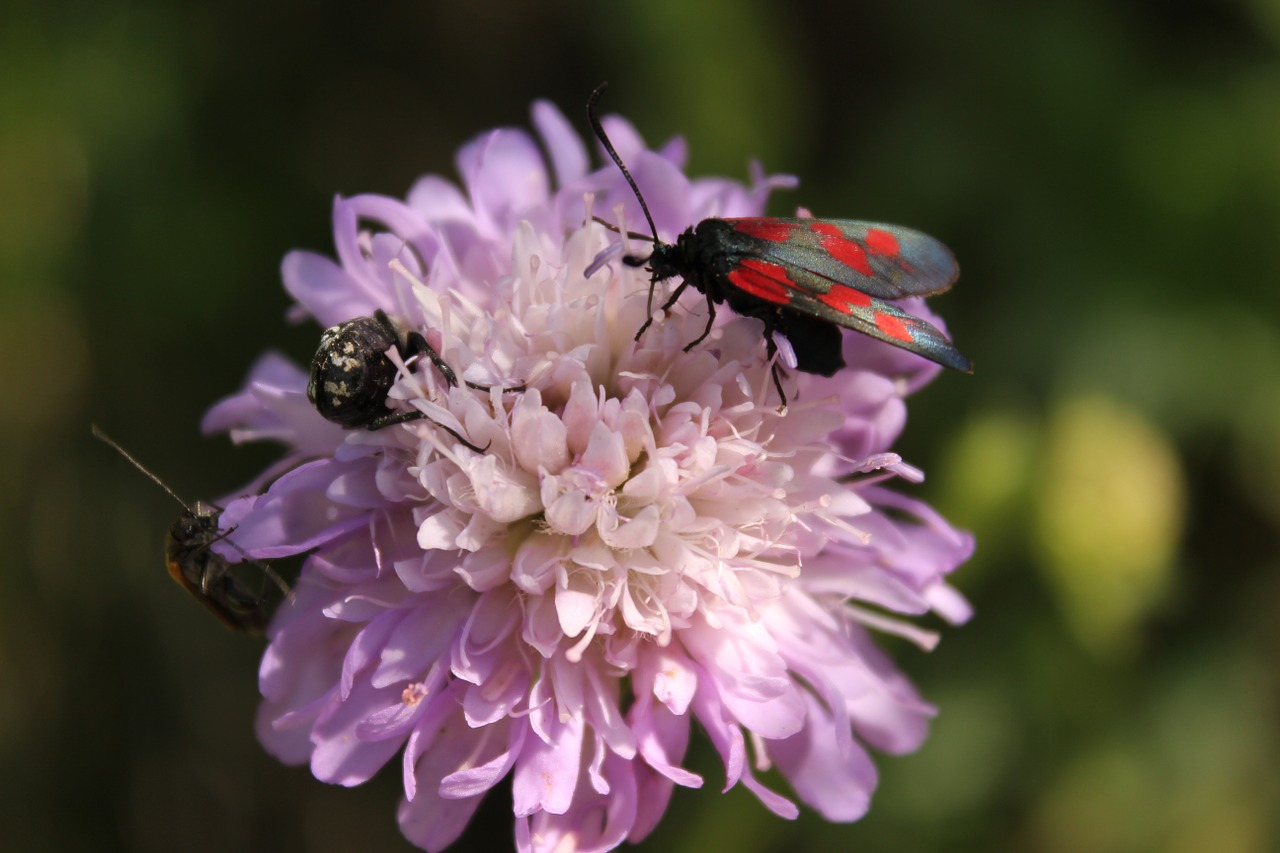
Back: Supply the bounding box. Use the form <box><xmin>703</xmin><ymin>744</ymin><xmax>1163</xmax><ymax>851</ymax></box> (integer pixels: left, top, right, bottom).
<box><xmin>721</xmin><ymin>218</ymin><xmax>959</xmax><ymax>299</ymax></box>
<box><xmin>708</xmin><ymin>219</ymin><xmax>972</xmax><ymax>372</ymax></box>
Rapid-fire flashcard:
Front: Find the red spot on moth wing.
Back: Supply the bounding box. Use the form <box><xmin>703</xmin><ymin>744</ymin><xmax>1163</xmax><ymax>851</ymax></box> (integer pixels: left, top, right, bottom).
<box><xmin>819</xmin><ymin>283</ymin><xmax>873</xmax><ymax>313</ymax></box>
<box><xmin>809</xmin><ymin>222</ymin><xmax>873</xmax><ymax>275</ymax></box>
<box><xmin>730</xmin><ymin>219</ymin><xmax>800</xmax><ymax>243</ymax></box>
<box><xmin>726</xmin><ymin>258</ymin><xmax>794</xmax><ymax>304</ymax></box>
<box><xmin>873</xmin><ymin>311</ymin><xmax>914</xmax><ymax>342</ymax></box>
<box><xmin>864</xmin><ymin>228</ymin><xmax>900</xmax><ymax>257</ymax></box>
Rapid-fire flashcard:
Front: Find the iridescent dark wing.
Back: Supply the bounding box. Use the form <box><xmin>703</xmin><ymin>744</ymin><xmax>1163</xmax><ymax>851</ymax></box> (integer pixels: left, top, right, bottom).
<box><xmin>719</xmin><ymin>233</ymin><xmax>972</xmax><ymax>372</ymax></box>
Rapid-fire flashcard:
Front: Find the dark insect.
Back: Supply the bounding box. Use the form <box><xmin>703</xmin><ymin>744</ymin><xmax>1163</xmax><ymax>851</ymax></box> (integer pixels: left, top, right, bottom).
<box><xmin>92</xmin><ymin>425</ymin><xmax>288</xmax><ymax>633</ymax></box>
<box><xmin>307</xmin><ymin>310</ymin><xmax>523</xmax><ymax>452</ymax></box>
<box><xmin>586</xmin><ymin>83</ymin><xmax>971</xmax><ymax>405</ymax></box>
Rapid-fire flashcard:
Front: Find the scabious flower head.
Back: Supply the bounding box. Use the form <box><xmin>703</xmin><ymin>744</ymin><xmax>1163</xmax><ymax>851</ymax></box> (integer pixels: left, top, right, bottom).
<box><xmin>203</xmin><ymin>100</ymin><xmax>973</xmax><ymax>853</ymax></box>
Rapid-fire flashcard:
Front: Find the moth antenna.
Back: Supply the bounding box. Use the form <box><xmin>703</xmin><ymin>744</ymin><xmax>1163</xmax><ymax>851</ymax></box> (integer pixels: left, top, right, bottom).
<box><xmin>590</xmin><ymin>216</ymin><xmax>657</xmax><ymax>243</ymax></box>
<box><xmin>588</xmin><ymin>82</ymin><xmax>663</xmax><ymax>318</ymax></box>
<box><xmin>587</xmin><ymin>83</ymin><xmax>660</xmax><ymax>251</ymax></box>
<box><xmin>92</xmin><ymin>424</ymin><xmax>192</xmax><ymax>513</ymax></box>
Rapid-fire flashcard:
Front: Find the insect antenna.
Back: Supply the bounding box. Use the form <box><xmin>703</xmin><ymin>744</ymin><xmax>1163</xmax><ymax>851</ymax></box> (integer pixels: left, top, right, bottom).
<box><xmin>92</xmin><ymin>424</ymin><xmax>192</xmax><ymax>513</ymax></box>
<box><xmin>92</xmin><ymin>424</ymin><xmax>290</xmax><ymax>599</ymax></box>
<box><xmin>587</xmin><ymin>83</ymin><xmax>665</xmax><ymax>316</ymax></box>
<box><xmin>590</xmin><ymin>216</ymin><xmax>656</xmax><ymax>244</ymax></box>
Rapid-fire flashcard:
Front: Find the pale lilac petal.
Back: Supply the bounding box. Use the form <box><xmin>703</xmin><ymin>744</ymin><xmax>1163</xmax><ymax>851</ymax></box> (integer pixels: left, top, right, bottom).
<box><xmin>202</xmin><ymin>351</ymin><xmax>346</xmax><ymax>458</ymax></box>
<box><xmin>398</xmin><ymin>686</ymin><xmax>493</xmax><ymax>852</ymax></box>
<box><xmin>281</xmin><ymin>249</ymin><xmax>380</xmax><ymax>326</ymax></box>
<box><xmin>463</xmin><ymin>453</ymin><xmax>541</xmax><ymax>523</ymax></box>
<box><xmin>339</xmin><ymin>607</ymin><xmax>403</xmax><ymax>699</ymax></box>
<box><xmin>556</xmin><ymin>573</ymin><xmax>598</xmax><ymax>637</ymax></box>
<box><xmin>845</xmin><ymin>627</ymin><xmax>938</xmax><ymax>754</ymax></box>
<box><xmin>510</xmin><ymin>533</ymin><xmax>564</xmax><ymax>595</ymax></box>
<box><xmin>310</xmin><ymin>677</ymin><xmax>410</xmax><ymax>785</ymax></box>
<box><xmin>771</xmin><ymin>688</ymin><xmax>876</xmax><ymax>822</ymax></box>
<box><xmin>645</xmin><ymin>646</ymin><xmax>698</xmax><ymax>716</ymax></box>
<box><xmin>345</xmin><ymin>193</ymin><xmax>432</xmax><ymax>257</ymax></box>
<box><xmin>689</xmin><ymin>679</ymin><xmax>746</xmax><ymax>791</ymax></box>
<box><xmin>206</xmin><ymin>94</ymin><xmax>971</xmax><ymax>853</ymax></box>
<box><xmin>628</xmin><ymin>761</ymin><xmax>677</xmax><ymax>843</ymax></box>
<box><xmin>630</xmin><ymin>691</ymin><xmax>699</xmax><ymax>788</ymax></box>
<box><xmin>532</xmin><ymin>100</ymin><xmax>588</xmax><ymax>187</ymax></box>
<box><xmin>329</xmin><ymin>197</ymin><xmax>393</xmax><ymax>307</ymax></box>
<box><xmin>438</xmin><ymin>717</ymin><xmax>525</xmax><ymax>798</ymax></box>
<box><xmin>401</xmin><ymin>682</ymin><xmax>462</xmax><ymax>800</ymax></box>
<box><xmin>457</xmin><ymin>128</ymin><xmax>550</xmax><ymax>228</ymax></box>
<box><xmin>681</xmin><ymin>613</ymin><xmax>805</xmax><ymax>740</ymax></box>
<box><xmin>741</xmin><ymin>773</ymin><xmax>800</xmax><ymax>820</ymax></box>
<box><xmin>924</xmin><ymin>581</ymin><xmax>974</xmax><ymax>624</ymax></box>
<box><xmin>512</xmin><ymin>712</ymin><xmax>584</xmax><ymax>817</ymax></box>
<box><xmin>518</xmin><ymin>751</ymin><xmax>638</xmax><ymax>853</ymax></box>
<box><xmin>583</xmin><ymin>664</ymin><xmax>636</xmax><ymax>758</ymax></box>
<box><xmin>511</xmin><ymin>392</ymin><xmax>570</xmax><ymax>474</ymax></box>
<box><xmin>406</xmin><ymin>174</ymin><xmax>474</xmax><ymax>224</ymax></box>
<box><xmin>218</xmin><ymin>461</ymin><xmax>372</xmax><ymax>557</ymax></box>
<box><xmin>372</xmin><ymin>596</ymin><xmax>465</xmax><ymax>687</ymax></box>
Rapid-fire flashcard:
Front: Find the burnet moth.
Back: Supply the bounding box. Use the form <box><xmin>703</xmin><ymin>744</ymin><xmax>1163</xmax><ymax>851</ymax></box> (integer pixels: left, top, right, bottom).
<box><xmin>93</xmin><ymin>425</ymin><xmax>289</xmax><ymax>633</ymax></box>
<box><xmin>586</xmin><ymin>83</ymin><xmax>971</xmax><ymax>405</ymax></box>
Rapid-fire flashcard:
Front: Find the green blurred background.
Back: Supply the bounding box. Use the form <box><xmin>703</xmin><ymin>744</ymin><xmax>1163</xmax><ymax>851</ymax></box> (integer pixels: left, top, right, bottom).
<box><xmin>4</xmin><ymin>1</ymin><xmax>1279</xmax><ymax>850</ymax></box>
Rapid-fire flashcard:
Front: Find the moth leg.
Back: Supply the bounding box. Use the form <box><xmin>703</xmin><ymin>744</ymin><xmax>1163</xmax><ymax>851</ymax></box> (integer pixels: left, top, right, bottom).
<box><xmin>763</xmin><ymin>333</ymin><xmax>788</xmax><ymax>411</ymax></box>
<box><xmin>682</xmin><ymin>294</ymin><xmax>718</xmax><ymax>352</ymax></box>
<box><xmin>635</xmin><ymin>279</ymin><xmax>690</xmax><ymax>341</ymax></box>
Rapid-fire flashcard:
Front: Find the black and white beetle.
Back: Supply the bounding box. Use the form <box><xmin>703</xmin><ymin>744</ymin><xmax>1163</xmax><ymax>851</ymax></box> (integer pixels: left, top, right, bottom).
<box><xmin>92</xmin><ymin>425</ymin><xmax>288</xmax><ymax>634</ymax></box>
<box><xmin>306</xmin><ymin>310</ymin><xmax>523</xmax><ymax>451</ymax></box>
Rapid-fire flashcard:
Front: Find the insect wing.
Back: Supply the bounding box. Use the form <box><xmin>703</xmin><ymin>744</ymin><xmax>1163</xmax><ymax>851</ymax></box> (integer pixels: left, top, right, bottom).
<box><xmin>724</xmin><ymin>218</ymin><xmax>958</xmax><ymax>300</ymax></box>
<box><xmin>722</xmin><ymin>252</ymin><xmax>973</xmax><ymax>372</ymax></box>
<box><xmin>166</xmin><ymin>510</ymin><xmax>272</xmax><ymax>633</ymax></box>
<box><xmin>166</xmin><ymin>552</ymin><xmax>269</xmax><ymax>633</ymax></box>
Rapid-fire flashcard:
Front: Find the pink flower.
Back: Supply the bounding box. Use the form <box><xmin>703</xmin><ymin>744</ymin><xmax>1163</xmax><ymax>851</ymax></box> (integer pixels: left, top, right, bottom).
<box><xmin>204</xmin><ymin>99</ymin><xmax>973</xmax><ymax>852</ymax></box>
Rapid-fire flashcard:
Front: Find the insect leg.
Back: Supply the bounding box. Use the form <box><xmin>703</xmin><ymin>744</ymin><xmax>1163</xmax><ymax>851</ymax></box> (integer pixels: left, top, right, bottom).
<box><xmin>403</xmin><ymin>331</ymin><xmax>526</xmax><ymax>393</ymax></box>
<box><xmin>364</xmin><ymin>409</ymin><xmax>489</xmax><ymax>454</ymax></box>
<box><xmin>762</xmin><ymin>332</ymin><xmax>788</xmax><ymax>409</ymax></box>
<box><xmin>681</xmin><ymin>294</ymin><xmax>717</xmax><ymax>351</ymax></box>
<box><xmin>635</xmin><ymin>280</ymin><xmax>691</xmax><ymax>341</ymax></box>
<box><xmin>200</xmin><ymin>522</ymin><xmax>291</xmax><ymax>597</ymax></box>
<box><xmin>403</xmin><ymin>331</ymin><xmax>459</xmax><ymax>388</ymax></box>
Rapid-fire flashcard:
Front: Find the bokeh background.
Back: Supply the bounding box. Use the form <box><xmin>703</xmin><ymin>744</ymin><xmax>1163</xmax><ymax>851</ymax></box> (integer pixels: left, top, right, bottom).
<box><xmin>4</xmin><ymin>1</ymin><xmax>1279</xmax><ymax>850</ymax></box>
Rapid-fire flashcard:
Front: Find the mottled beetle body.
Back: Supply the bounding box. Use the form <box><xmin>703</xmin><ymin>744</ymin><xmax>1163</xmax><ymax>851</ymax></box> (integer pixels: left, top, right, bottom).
<box><xmin>307</xmin><ymin>310</ymin><xmax>523</xmax><ymax>450</ymax></box>
<box><xmin>307</xmin><ymin>312</ymin><xmax>410</xmax><ymax>430</ymax></box>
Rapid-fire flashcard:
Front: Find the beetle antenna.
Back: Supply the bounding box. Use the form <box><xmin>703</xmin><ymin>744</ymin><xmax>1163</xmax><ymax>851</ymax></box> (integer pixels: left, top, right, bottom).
<box><xmin>92</xmin><ymin>424</ymin><xmax>192</xmax><ymax>513</ymax></box>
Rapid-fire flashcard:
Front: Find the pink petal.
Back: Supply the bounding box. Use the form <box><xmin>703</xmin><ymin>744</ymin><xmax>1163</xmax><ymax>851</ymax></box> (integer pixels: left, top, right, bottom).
<box><xmin>512</xmin><ymin>711</ymin><xmax>584</xmax><ymax>817</ymax></box>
